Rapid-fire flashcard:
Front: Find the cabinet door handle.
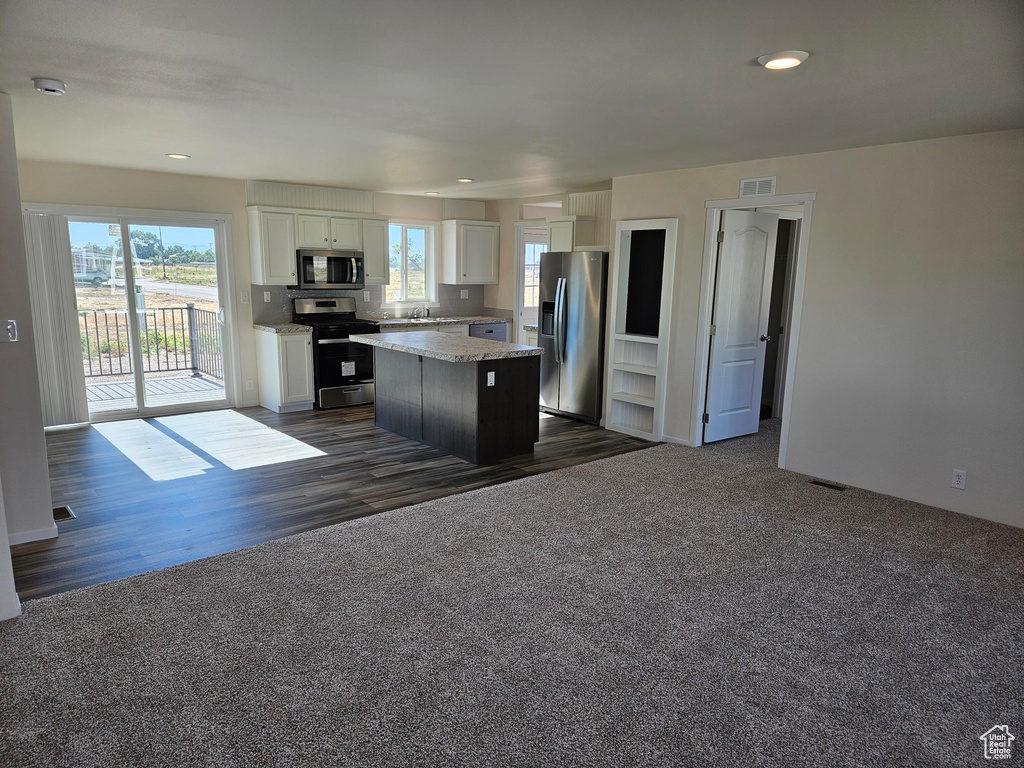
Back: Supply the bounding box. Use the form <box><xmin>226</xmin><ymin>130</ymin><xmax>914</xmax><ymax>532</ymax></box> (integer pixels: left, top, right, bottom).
<box><xmin>324</xmin><ymin>238</ymin><xmax>328</xmax><ymax>242</ymax></box>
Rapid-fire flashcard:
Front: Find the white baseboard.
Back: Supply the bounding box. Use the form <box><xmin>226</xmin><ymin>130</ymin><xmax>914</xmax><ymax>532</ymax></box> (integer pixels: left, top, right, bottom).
<box><xmin>663</xmin><ymin>434</ymin><xmax>695</xmax><ymax>447</ymax></box>
<box><xmin>8</xmin><ymin>522</ymin><xmax>58</xmax><ymax>546</ymax></box>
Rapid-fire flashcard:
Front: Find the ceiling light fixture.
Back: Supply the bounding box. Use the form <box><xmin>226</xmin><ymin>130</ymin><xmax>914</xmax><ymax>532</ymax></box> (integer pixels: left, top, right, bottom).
<box><xmin>457</xmin><ymin>178</ymin><xmax>474</xmax><ymax>183</ymax></box>
<box><xmin>425</xmin><ymin>191</ymin><xmax>440</xmax><ymax>196</ymax></box>
<box><xmin>32</xmin><ymin>77</ymin><xmax>66</xmax><ymax>96</ymax></box>
<box><xmin>166</xmin><ymin>153</ymin><xmax>191</xmax><ymax>160</ymax></box>
<box><xmin>757</xmin><ymin>50</ymin><xmax>809</xmax><ymax>70</ymax></box>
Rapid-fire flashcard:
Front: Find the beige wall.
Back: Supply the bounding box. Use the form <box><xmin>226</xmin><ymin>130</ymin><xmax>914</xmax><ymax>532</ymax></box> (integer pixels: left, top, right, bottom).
<box><xmin>484</xmin><ymin>193</ymin><xmax>567</xmax><ymax>311</ymax></box>
<box><xmin>0</xmin><ymin>97</ymin><xmax>54</xmax><ymax>543</ymax></box>
<box><xmin>17</xmin><ymin>160</ymin><xmax>261</xmax><ymax>404</ymax></box>
<box><xmin>611</xmin><ymin>129</ymin><xmax>1024</xmax><ymax>526</ymax></box>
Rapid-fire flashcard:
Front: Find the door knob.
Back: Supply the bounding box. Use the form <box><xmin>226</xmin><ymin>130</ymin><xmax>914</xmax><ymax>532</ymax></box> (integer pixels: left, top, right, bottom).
<box><xmin>760</xmin><ymin>334</ymin><xmax>771</xmax><ymax>342</ymax></box>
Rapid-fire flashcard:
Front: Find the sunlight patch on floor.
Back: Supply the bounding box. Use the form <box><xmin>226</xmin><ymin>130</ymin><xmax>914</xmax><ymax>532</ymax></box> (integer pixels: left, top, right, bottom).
<box><xmin>156</xmin><ymin>410</ymin><xmax>326</xmax><ymax>470</ymax></box>
<box><xmin>93</xmin><ymin>420</ymin><xmax>214</xmax><ymax>482</ymax></box>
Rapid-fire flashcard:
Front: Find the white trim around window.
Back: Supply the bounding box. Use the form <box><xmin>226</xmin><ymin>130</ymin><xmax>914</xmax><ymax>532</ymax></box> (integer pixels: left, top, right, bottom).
<box><xmin>384</xmin><ymin>219</ymin><xmax>439</xmax><ymax>308</ymax></box>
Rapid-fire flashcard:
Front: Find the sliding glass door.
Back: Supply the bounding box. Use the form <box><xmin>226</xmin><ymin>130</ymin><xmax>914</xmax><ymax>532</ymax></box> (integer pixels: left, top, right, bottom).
<box><xmin>68</xmin><ymin>216</ymin><xmax>229</xmax><ymax>419</ymax></box>
<box><xmin>70</xmin><ymin>219</ymin><xmax>138</xmax><ymax>414</ymax></box>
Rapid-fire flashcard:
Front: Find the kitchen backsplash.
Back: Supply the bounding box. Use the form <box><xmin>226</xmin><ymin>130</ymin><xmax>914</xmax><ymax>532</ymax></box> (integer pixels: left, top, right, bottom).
<box><xmin>250</xmin><ymin>283</ymin><xmax>487</xmax><ymax>325</ymax></box>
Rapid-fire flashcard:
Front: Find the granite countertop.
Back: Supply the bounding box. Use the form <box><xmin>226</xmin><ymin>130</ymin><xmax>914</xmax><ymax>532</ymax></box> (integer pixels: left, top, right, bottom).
<box><xmin>349</xmin><ymin>331</ymin><xmax>542</xmax><ymax>363</ymax></box>
<box><xmin>253</xmin><ymin>322</ymin><xmax>312</xmax><ymax>335</ymax></box>
<box><xmin>368</xmin><ymin>315</ymin><xmax>510</xmax><ymax>330</ymax></box>
<box><xmin>523</xmin><ymin>324</ymin><xmax>539</xmax><ymax>332</ymax></box>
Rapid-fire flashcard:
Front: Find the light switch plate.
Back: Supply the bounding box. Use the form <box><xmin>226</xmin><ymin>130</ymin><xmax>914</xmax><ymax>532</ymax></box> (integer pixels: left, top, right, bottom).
<box><xmin>363</xmin><ymin>290</ymin><xmax>371</xmax><ymax>302</ymax></box>
<box><xmin>240</xmin><ymin>291</ymin><xmax>249</xmax><ymax>305</ymax></box>
<box><xmin>263</xmin><ymin>291</ymin><xmax>272</xmax><ymax>303</ymax></box>
<box><xmin>4</xmin><ymin>319</ymin><xmax>17</xmax><ymax>343</ymax></box>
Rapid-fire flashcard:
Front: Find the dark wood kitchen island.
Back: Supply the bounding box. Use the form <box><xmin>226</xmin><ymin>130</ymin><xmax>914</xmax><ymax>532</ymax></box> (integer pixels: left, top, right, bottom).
<box><xmin>349</xmin><ymin>331</ymin><xmax>542</xmax><ymax>464</ymax></box>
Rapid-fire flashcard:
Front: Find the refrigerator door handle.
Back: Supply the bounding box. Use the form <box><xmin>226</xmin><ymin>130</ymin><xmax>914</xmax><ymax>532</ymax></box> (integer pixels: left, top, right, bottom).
<box><xmin>557</xmin><ymin>278</ymin><xmax>565</xmax><ymax>364</ymax></box>
<box><xmin>558</xmin><ymin>277</ymin><xmax>568</xmax><ymax>364</ymax></box>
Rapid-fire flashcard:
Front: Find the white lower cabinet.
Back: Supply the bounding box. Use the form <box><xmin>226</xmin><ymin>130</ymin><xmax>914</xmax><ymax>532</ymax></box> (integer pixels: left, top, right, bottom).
<box><xmin>256</xmin><ymin>330</ymin><xmax>314</xmax><ymax>413</ymax></box>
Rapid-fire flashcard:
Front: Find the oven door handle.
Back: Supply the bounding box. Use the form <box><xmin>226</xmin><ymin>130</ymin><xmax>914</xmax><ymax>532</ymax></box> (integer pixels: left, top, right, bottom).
<box><xmin>317</xmin><ymin>338</ymin><xmax>353</xmax><ymax>345</ymax></box>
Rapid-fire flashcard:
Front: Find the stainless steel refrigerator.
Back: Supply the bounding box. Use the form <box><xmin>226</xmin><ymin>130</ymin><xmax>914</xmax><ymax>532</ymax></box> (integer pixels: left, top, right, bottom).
<box><xmin>538</xmin><ymin>250</ymin><xmax>608</xmax><ymax>424</ymax></box>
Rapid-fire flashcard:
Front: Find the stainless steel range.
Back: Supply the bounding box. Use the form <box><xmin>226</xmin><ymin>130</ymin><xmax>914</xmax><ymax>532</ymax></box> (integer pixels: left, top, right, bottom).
<box><xmin>293</xmin><ymin>298</ymin><xmax>378</xmax><ymax>408</ymax></box>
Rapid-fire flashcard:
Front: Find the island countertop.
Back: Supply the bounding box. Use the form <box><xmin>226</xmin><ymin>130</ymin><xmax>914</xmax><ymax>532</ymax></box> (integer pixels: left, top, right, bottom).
<box><xmin>349</xmin><ymin>331</ymin><xmax>541</xmax><ymax>363</ymax></box>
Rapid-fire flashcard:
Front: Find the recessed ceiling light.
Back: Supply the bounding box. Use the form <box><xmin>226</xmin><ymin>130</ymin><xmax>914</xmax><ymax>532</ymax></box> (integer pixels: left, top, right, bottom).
<box><xmin>32</xmin><ymin>77</ymin><xmax>66</xmax><ymax>96</ymax></box>
<box><xmin>425</xmin><ymin>191</ymin><xmax>440</xmax><ymax>196</ymax></box>
<box><xmin>457</xmin><ymin>178</ymin><xmax>474</xmax><ymax>183</ymax></box>
<box><xmin>757</xmin><ymin>50</ymin><xmax>809</xmax><ymax>70</ymax></box>
<box><xmin>166</xmin><ymin>153</ymin><xmax>191</xmax><ymax>160</ymax></box>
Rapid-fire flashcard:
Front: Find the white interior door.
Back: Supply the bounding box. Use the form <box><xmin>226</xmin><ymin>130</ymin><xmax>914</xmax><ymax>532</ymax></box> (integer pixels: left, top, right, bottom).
<box><xmin>704</xmin><ymin>209</ymin><xmax>779</xmax><ymax>442</ymax></box>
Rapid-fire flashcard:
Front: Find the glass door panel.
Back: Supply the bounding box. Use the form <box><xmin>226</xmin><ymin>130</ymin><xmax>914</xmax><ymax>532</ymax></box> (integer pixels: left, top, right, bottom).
<box><xmin>69</xmin><ymin>219</ymin><xmax>139</xmax><ymax>416</ymax></box>
<box><xmin>128</xmin><ymin>223</ymin><xmax>227</xmax><ymax>410</ymax></box>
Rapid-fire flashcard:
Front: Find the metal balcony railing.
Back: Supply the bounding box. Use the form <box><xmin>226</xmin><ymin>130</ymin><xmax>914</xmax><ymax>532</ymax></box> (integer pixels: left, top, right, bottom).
<box><xmin>79</xmin><ymin>303</ymin><xmax>222</xmax><ymax>380</ymax></box>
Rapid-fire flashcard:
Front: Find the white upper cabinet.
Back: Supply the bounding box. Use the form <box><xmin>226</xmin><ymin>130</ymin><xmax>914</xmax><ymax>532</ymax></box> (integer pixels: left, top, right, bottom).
<box><xmin>361</xmin><ymin>219</ymin><xmax>390</xmax><ymax>285</ymax></box>
<box><xmin>296</xmin><ymin>214</ymin><xmax>331</xmax><ymax>248</ymax></box>
<box><xmin>297</xmin><ymin>214</ymin><xmax>364</xmax><ymax>250</ymax></box>
<box><xmin>440</xmin><ymin>220</ymin><xmax>499</xmax><ymax>284</ymax></box>
<box><xmin>249</xmin><ymin>210</ymin><xmax>297</xmax><ymax>285</ymax></box>
<box><xmin>331</xmin><ymin>217</ymin><xmax>362</xmax><ymax>250</ymax></box>
<box><xmin>547</xmin><ymin>215</ymin><xmax>598</xmax><ymax>251</ymax></box>
<box><xmin>248</xmin><ymin>206</ymin><xmax>389</xmax><ymax>286</ymax></box>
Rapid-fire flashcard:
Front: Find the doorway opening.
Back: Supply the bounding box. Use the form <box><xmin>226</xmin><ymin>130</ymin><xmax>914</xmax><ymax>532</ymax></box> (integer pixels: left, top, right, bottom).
<box><xmin>691</xmin><ymin>194</ymin><xmax>815</xmax><ymax>468</ymax></box>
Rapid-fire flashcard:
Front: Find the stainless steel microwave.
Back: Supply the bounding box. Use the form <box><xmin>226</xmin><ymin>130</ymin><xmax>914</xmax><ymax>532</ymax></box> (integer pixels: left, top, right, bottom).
<box><xmin>296</xmin><ymin>249</ymin><xmax>364</xmax><ymax>290</ymax></box>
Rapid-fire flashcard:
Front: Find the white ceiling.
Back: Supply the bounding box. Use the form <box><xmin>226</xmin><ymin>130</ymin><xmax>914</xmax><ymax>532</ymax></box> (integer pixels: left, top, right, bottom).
<box><xmin>1</xmin><ymin>0</ymin><xmax>1022</xmax><ymax>199</ymax></box>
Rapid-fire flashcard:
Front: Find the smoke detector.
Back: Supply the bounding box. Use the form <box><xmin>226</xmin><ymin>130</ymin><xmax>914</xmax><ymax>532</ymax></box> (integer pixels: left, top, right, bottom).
<box><xmin>32</xmin><ymin>78</ymin><xmax>66</xmax><ymax>96</ymax></box>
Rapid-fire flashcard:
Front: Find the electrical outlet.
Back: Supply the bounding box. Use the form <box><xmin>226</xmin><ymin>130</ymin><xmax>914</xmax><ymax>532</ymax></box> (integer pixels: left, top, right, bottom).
<box><xmin>263</xmin><ymin>291</ymin><xmax>272</xmax><ymax>303</ymax></box>
<box><xmin>3</xmin><ymin>320</ymin><xmax>17</xmax><ymax>343</ymax></box>
<box><xmin>460</xmin><ymin>289</ymin><xmax>469</xmax><ymax>299</ymax></box>
<box><xmin>245</xmin><ymin>379</ymin><xmax>255</xmax><ymax>392</ymax></box>
<box><xmin>486</xmin><ymin>371</ymin><xmax>495</xmax><ymax>387</ymax></box>
<box><xmin>240</xmin><ymin>291</ymin><xmax>249</xmax><ymax>305</ymax></box>
<box><xmin>951</xmin><ymin>469</ymin><xmax>967</xmax><ymax>490</ymax></box>
<box><xmin>363</xmin><ymin>290</ymin><xmax>371</xmax><ymax>302</ymax></box>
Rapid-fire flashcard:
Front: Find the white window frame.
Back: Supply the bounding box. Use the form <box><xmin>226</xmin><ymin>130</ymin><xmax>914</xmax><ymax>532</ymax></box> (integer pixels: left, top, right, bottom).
<box><xmin>384</xmin><ymin>219</ymin><xmax>439</xmax><ymax>307</ymax></box>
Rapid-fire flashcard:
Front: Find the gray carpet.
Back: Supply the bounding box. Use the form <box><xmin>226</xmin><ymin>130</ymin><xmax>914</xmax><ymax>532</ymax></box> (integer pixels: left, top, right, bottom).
<box><xmin>2</xmin><ymin>420</ymin><xmax>1023</xmax><ymax>767</ymax></box>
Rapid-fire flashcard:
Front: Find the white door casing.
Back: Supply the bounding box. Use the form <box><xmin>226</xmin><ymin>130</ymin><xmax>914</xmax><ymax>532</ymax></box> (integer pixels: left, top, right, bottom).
<box><xmin>704</xmin><ymin>209</ymin><xmax>779</xmax><ymax>442</ymax></box>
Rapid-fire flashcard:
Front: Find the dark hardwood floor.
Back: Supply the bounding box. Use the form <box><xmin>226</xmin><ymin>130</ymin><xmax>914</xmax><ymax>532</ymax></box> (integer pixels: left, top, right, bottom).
<box><xmin>12</xmin><ymin>405</ymin><xmax>649</xmax><ymax>600</ymax></box>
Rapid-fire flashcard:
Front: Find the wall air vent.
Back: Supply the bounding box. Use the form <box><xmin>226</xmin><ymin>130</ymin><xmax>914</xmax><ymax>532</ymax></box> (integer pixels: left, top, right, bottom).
<box><xmin>739</xmin><ymin>176</ymin><xmax>776</xmax><ymax>198</ymax></box>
